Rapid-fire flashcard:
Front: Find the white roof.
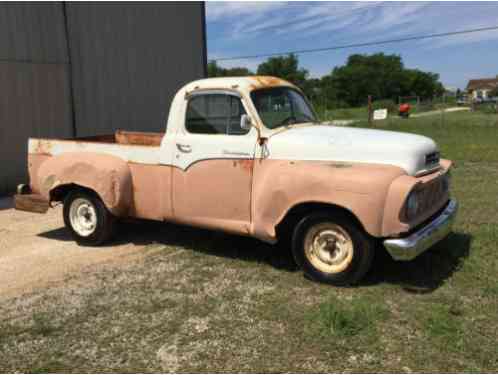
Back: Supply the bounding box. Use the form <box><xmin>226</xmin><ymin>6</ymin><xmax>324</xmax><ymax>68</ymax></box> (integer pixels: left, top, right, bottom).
<box><xmin>181</xmin><ymin>76</ymin><xmax>297</xmax><ymax>95</ymax></box>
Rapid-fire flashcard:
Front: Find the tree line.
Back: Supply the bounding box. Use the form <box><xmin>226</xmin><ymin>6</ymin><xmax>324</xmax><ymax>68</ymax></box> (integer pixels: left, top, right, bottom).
<box><xmin>208</xmin><ymin>53</ymin><xmax>445</xmax><ymax>108</ymax></box>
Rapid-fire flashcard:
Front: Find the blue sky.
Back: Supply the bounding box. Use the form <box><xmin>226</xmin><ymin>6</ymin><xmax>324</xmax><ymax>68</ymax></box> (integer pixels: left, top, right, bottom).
<box><xmin>206</xmin><ymin>1</ymin><xmax>498</xmax><ymax>90</ymax></box>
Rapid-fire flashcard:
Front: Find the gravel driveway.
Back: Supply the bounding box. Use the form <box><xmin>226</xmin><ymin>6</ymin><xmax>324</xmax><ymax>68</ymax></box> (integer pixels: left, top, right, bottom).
<box><xmin>0</xmin><ymin>197</ymin><xmax>151</xmax><ymax>300</ymax></box>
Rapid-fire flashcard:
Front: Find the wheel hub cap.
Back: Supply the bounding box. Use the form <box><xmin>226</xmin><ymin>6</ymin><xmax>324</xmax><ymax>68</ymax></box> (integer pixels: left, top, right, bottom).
<box><xmin>304</xmin><ymin>224</ymin><xmax>354</xmax><ymax>274</ymax></box>
<box><xmin>69</xmin><ymin>198</ymin><xmax>97</xmax><ymax>237</ymax></box>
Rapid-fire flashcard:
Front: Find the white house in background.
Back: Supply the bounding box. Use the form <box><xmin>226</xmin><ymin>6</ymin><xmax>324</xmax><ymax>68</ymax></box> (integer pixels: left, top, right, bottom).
<box><xmin>466</xmin><ymin>78</ymin><xmax>498</xmax><ymax>100</ymax></box>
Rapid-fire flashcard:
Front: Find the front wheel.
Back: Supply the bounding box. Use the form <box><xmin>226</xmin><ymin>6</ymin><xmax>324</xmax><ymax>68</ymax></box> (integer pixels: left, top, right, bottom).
<box><xmin>63</xmin><ymin>190</ymin><xmax>116</xmax><ymax>246</ymax></box>
<box><xmin>291</xmin><ymin>212</ymin><xmax>374</xmax><ymax>286</ymax></box>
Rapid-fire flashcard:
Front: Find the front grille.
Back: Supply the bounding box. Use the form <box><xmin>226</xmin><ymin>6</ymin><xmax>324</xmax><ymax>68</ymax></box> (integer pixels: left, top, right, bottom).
<box><xmin>416</xmin><ymin>175</ymin><xmax>447</xmax><ymax>215</ymax></box>
<box><xmin>425</xmin><ymin>151</ymin><xmax>440</xmax><ymax>167</ymax></box>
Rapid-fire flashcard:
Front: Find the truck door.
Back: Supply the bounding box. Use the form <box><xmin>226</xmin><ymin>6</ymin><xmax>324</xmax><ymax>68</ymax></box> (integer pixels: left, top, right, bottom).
<box><xmin>171</xmin><ymin>90</ymin><xmax>258</xmax><ymax>233</ymax></box>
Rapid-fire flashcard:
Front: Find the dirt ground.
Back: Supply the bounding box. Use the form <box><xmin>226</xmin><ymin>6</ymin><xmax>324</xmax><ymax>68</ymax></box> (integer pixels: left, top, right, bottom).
<box><xmin>2</xmin><ymin>112</ymin><xmax>497</xmax><ymax>372</ymax></box>
<box><xmin>0</xmin><ymin>197</ymin><xmax>158</xmax><ymax>300</ymax></box>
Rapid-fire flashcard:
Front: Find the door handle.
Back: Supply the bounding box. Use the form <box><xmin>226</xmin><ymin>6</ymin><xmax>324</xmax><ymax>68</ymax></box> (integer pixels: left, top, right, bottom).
<box><xmin>176</xmin><ymin>143</ymin><xmax>192</xmax><ymax>153</ymax></box>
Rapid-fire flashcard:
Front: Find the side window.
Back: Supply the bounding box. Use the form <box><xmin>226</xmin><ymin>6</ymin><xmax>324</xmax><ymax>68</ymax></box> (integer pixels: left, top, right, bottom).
<box><xmin>186</xmin><ymin>94</ymin><xmax>248</xmax><ymax>135</ymax></box>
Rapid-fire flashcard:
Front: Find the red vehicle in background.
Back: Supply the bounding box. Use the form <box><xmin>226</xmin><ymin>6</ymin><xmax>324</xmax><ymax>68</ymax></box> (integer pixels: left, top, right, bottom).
<box><xmin>399</xmin><ymin>103</ymin><xmax>411</xmax><ymax>118</ymax></box>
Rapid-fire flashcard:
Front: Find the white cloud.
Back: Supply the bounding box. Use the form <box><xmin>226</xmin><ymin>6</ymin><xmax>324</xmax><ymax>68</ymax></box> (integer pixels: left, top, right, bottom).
<box><xmin>209</xmin><ymin>2</ymin><xmax>384</xmax><ymax>39</ymax></box>
<box><xmin>206</xmin><ymin>1</ymin><xmax>287</xmax><ymax>22</ymax></box>
<box><xmin>207</xmin><ymin>1</ymin><xmax>498</xmax><ymax>47</ymax></box>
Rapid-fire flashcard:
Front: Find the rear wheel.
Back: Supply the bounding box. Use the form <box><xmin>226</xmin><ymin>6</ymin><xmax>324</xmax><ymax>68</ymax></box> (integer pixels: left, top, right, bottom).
<box><xmin>63</xmin><ymin>190</ymin><xmax>116</xmax><ymax>246</ymax></box>
<box><xmin>291</xmin><ymin>211</ymin><xmax>374</xmax><ymax>286</ymax></box>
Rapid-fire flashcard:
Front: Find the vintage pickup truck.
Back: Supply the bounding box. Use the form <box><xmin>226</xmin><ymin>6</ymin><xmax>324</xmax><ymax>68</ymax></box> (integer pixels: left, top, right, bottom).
<box><xmin>15</xmin><ymin>76</ymin><xmax>458</xmax><ymax>285</ymax></box>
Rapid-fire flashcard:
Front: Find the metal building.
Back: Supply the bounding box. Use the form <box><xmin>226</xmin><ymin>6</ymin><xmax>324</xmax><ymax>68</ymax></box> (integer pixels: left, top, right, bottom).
<box><xmin>0</xmin><ymin>2</ymin><xmax>207</xmax><ymax>195</ymax></box>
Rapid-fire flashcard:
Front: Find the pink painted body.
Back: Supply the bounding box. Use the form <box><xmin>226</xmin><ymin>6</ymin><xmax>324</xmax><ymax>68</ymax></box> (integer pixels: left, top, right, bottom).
<box><xmin>19</xmin><ymin>76</ymin><xmax>453</xmax><ymax>245</ymax></box>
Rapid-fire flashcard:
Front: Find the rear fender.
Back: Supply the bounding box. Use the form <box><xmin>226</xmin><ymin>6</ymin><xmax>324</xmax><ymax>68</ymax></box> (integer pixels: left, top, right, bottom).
<box><xmin>36</xmin><ymin>152</ymin><xmax>132</xmax><ymax>216</ymax></box>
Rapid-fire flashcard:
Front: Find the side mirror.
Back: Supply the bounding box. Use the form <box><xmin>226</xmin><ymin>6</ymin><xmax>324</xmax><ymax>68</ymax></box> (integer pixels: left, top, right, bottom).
<box><xmin>240</xmin><ymin>114</ymin><xmax>252</xmax><ymax>131</ymax></box>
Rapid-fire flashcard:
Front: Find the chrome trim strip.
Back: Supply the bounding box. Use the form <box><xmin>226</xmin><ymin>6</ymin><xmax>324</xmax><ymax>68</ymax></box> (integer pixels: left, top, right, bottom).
<box><xmin>384</xmin><ymin>199</ymin><xmax>458</xmax><ymax>261</ymax></box>
<box><xmin>415</xmin><ymin>164</ymin><xmax>442</xmax><ymax>177</ymax></box>
<box><xmin>222</xmin><ymin>150</ymin><xmax>250</xmax><ymax>157</ymax></box>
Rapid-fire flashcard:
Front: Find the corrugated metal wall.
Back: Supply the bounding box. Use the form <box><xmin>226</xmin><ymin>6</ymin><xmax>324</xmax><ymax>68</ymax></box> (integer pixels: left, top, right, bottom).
<box><xmin>0</xmin><ymin>2</ymin><xmax>206</xmax><ymax>194</ymax></box>
<box><xmin>66</xmin><ymin>2</ymin><xmax>206</xmax><ymax>136</ymax></box>
<box><xmin>0</xmin><ymin>2</ymin><xmax>73</xmax><ymax>194</ymax></box>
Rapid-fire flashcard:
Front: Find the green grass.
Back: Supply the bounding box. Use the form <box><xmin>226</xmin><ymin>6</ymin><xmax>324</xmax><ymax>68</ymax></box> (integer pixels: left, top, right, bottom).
<box><xmin>362</xmin><ymin>111</ymin><xmax>498</xmax><ymax>163</ymax></box>
<box><xmin>306</xmin><ymin>295</ymin><xmax>388</xmax><ymax>339</ymax></box>
<box><xmin>322</xmin><ymin>106</ymin><xmax>369</xmax><ymax>120</ymax></box>
<box><xmin>421</xmin><ymin>301</ymin><xmax>465</xmax><ymax>349</ymax></box>
<box><xmin>31</xmin><ymin>312</ymin><xmax>58</xmax><ymax>336</ymax></box>
<box><xmin>1</xmin><ymin>110</ymin><xmax>498</xmax><ymax>372</ymax></box>
<box><xmin>317</xmin><ymin>100</ymin><xmax>458</xmax><ymax>120</ymax></box>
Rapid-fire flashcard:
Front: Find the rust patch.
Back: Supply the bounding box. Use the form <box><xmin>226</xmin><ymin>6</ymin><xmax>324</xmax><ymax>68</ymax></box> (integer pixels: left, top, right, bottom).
<box><xmin>115</xmin><ymin>130</ymin><xmax>164</xmax><ymax>146</ymax></box>
<box><xmin>234</xmin><ymin>159</ymin><xmax>254</xmax><ymax>173</ymax></box>
<box><xmin>329</xmin><ymin>163</ymin><xmax>353</xmax><ymax>169</ymax></box>
<box><xmin>33</xmin><ymin>139</ymin><xmax>53</xmax><ymax>155</ymax></box>
<box><xmin>36</xmin><ymin>152</ymin><xmax>133</xmax><ymax>217</ymax></box>
<box><xmin>42</xmin><ymin>175</ymin><xmax>58</xmax><ymax>192</ymax></box>
<box><xmin>254</xmin><ymin>76</ymin><xmax>287</xmax><ymax>87</ymax></box>
<box><xmin>250</xmin><ymin>76</ymin><xmax>295</xmax><ymax>89</ymax></box>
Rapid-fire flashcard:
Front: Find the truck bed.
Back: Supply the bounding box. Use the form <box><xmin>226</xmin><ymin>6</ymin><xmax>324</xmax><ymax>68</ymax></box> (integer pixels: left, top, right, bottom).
<box><xmin>28</xmin><ymin>130</ymin><xmax>165</xmax><ymax>165</ymax></box>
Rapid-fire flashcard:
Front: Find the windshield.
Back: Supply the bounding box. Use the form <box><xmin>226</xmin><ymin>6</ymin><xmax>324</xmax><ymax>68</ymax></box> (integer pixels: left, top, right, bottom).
<box><xmin>250</xmin><ymin>87</ymin><xmax>318</xmax><ymax>129</ymax></box>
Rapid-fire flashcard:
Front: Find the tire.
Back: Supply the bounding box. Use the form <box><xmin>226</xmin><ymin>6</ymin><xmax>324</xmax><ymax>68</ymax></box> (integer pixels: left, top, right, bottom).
<box><xmin>291</xmin><ymin>211</ymin><xmax>374</xmax><ymax>286</ymax></box>
<box><xmin>63</xmin><ymin>189</ymin><xmax>116</xmax><ymax>246</ymax></box>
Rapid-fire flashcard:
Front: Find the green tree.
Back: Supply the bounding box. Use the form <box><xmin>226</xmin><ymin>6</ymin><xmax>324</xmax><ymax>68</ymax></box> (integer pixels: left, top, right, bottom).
<box><xmin>322</xmin><ymin>53</ymin><xmax>444</xmax><ymax>106</ymax></box>
<box><xmin>403</xmin><ymin>69</ymin><xmax>444</xmax><ymax>99</ymax></box>
<box><xmin>207</xmin><ymin>61</ymin><xmax>225</xmax><ymax>77</ymax></box>
<box><xmin>225</xmin><ymin>67</ymin><xmax>253</xmax><ymax>76</ymax></box>
<box><xmin>257</xmin><ymin>54</ymin><xmax>309</xmax><ymax>89</ymax></box>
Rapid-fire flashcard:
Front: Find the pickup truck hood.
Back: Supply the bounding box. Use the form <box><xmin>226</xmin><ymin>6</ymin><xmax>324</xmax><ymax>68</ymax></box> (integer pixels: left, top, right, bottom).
<box><xmin>267</xmin><ymin>124</ymin><xmax>439</xmax><ymax>176</ymax></box>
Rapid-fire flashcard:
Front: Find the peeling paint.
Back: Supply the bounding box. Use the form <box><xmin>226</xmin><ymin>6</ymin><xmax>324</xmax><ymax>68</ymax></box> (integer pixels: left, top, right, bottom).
<box><xmin>251</xmin><ymin>75</ymin><xmax>292</xmax><ymax>89</ymax></box>
<box><xmin>33</xmin><ymin>139</ymin><xmax>53</xmax><ymax>155</ymax></box>
<box><xmin>115</xmin><ymin>130</ymin><xmax>164</xmax><ymax>146</ymax></box>
<box><xmin>329</xmin><ymin>163</ymin><xmax>353</xmax><ymax>169</ymax></box>
<box><xmin>235</xmin><ymin>159</ymin><xmax>254</xmax><ymax>173</ymax></box>
<box><xmin>36</xmin><ymin>152</ymin><xmax>133</xmax><ymax>216</ymax></box>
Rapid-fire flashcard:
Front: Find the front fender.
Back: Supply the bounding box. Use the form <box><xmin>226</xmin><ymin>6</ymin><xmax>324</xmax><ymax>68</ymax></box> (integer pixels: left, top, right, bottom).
<box><xmin>251</xmin><ymin>159</ymin><xmax>406</xmax><ymax>242</ymax></box>
<box><xmin>36</xmin><ymin>152</ymin><xmax>132</xmax><ymax>216</ymax></box>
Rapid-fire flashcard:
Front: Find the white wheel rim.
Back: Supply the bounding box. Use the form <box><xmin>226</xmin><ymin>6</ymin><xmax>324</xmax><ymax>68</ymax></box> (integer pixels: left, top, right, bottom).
<box><xmin>69</xmin><ymin>198</ymin><xmax>97</xmax><ymax>237</ymax></box>
<box><xmin>304</xmin><ymin>223</ymin><xmax>354</xmax><ymax>274</ymax></box>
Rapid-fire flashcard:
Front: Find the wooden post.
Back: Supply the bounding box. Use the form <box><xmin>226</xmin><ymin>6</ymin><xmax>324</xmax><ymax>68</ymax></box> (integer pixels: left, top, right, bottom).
<box><xmin>368</xmin><ymin>95</ymin><xmax>373</xmax><ymax>125</ymax></box>
<box><xmin>440</xmin><ymin>93</ymin><xmax>445</xmax><ymax>127</ymax></box>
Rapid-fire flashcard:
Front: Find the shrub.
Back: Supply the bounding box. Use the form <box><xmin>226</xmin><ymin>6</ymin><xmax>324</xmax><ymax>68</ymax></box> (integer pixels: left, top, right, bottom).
<box><xmin>372</xmin><ymin>99</ymin><xmax>397</xmax><ymax>113</ymax></box>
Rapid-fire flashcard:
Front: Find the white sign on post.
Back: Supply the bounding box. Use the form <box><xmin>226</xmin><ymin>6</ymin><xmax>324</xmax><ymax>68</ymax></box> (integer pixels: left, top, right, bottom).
<box><xmin>373</xmin><ymin>108</ymin><xmax>388</xmax><ymax>120</ymax></box>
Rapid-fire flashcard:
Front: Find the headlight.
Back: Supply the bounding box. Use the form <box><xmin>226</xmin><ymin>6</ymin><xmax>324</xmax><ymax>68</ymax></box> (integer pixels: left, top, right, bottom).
<box><xmin>406</xmin><ymin>190</ymin><xmax>419</xmax><ymax>219</ymax></box>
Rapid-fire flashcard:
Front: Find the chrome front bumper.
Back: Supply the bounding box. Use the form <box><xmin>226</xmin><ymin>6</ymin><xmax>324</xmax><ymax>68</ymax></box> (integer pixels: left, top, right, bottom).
<box><xmin>383</xmin><ymin>199</ymin><xmax>458</xmax><ymax>261</ymax></box>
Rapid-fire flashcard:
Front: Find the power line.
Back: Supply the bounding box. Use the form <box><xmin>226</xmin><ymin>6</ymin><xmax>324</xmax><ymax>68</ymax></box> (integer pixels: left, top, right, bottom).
<box><xmin>211</xmin><ymin>25</ymin><xmax>498</xmax><ymax>62</ymax></box>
